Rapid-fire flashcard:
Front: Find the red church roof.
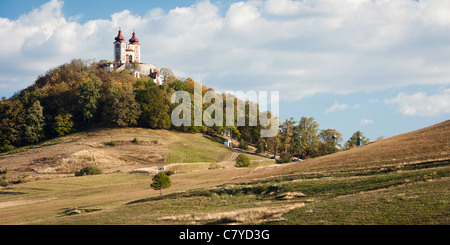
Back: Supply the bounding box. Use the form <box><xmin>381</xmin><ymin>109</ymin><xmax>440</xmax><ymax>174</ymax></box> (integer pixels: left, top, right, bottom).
<box><xmin>129</xmin><ymin>31</ymin><xmax>140</xmax><ymax>45</ymax></box>
<box><xmin>114</xmin><ymin>29</ymin><xmax>126</xmax><ymax>43</ymax></box>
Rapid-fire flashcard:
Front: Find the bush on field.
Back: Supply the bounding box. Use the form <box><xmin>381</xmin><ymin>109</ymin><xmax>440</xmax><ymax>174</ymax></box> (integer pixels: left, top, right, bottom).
<box><xmin>75</xmin><ymin>165</ymin><xmax>102</xmax><ymax>176</ymax></box>
<box><xmin>235</xmin><ymin>154</ymin><xmax>251</xmax><ymax>167</ymax></box>
<box><xmin>0</xmin><ymin>175</ymin><xmax>8</xmax><ymax>187</ymax></box>
<box><xmin>276</xmin><ymin>152</ymin><xmax>292</xmax><ymax>164</ymax></box>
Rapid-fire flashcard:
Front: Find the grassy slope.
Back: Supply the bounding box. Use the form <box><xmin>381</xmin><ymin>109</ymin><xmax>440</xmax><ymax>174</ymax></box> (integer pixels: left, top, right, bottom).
<box><xmin>240</xmin><ymin>120</ymin><xmax>450</xmax><ymax>181</ymax></box>
<box><xmin>271</xmin><ymin>178</ymin><xmax>449</xmax><ymax>225</ymax></box>
<box><xmin>27</xmin><ymin>162</ymin><xmax>447</xmax><ymax>225</ymax></box>
<box><xmin>0</xmin><ymin>127</ymin><xmax>251</xmax><ymax>182</ymax></box>
<box><xmin>166</xmin><ymin>133</ymin><xmax>231</xmax><ymax>163</ymax></box>
<box><xmin>0</xmin><ymin>121</ymin><xmax>449</xmax><ymax>224</ymax></box>
<box><xmin>0</xmin><ymin>127</ymin><xmax>268</xmax><ymax>224</ymax></box>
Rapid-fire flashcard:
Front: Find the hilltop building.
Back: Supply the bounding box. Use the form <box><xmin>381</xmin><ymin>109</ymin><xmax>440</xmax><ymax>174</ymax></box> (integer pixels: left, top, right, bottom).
<box><xmin>108</xmin><ymin>28</ymin><xmax>163</xmax><ymax>85</ymax></box>
<box><xmin>114</xmin><ymin>28</ymin><xmax>140</xmax><ymax>63</ymax></box>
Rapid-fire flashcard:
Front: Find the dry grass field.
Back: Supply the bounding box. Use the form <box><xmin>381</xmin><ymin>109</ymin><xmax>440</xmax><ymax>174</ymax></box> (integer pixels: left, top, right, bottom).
<box><xmin>240</xmin><ymin>120</ymin><xmax>450</xmax><ymax>181</ymax></box>
<box><xmin>0</xmin><ymin>121</ymin><xmax>448</xmax><ymax>225</ymax></box>
<box><xmin>0</xmin><ymin>127</ymin><xmax>254</xmax><ymax>182</ymax></box>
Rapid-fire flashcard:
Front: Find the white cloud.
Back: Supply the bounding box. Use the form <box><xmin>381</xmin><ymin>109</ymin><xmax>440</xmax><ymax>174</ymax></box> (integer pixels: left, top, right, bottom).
<box><xmin>227</xmin><ymin>1</ymin><xmax>261</xmax><ymax>27</ymax></box>
<box><xmin>385</xmin><ymin>89</ymin><xmax>450</xmax><ymax>116</ymax></box>
<box><xmin>1</xmin><ymin>0</ymin><xmax>450</xmax><ymax>102</ymax></box>
<box><xmin>263</xmin><ymin>0</ymin><xmax>303</xmax><ymax>16</ymax></box>
<box><xmin>326</xmin><ymin>101</ymin><xmax>348</xmax><ymax>113</ymax></box>
<box><xmin>360</xmin><ymin>119</ymin><xmax>374</xmax><ymax>126</ymax></box>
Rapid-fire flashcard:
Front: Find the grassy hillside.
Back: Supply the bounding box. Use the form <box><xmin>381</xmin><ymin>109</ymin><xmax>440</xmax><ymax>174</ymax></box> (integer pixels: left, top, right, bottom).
<box><xmin>166</xmin><ymin>133</ymin><xmax>231</xmax><ymax>163</ymax></box>
<box><xmin>0</xmin><ymin>121</ymin><xmax>448</xmax><ymax>225</ymax></box>
<box><xmin>0</xmin><ymin>127</ymin><xmax>250</xmax><ymax>183</ymax></box>
<box><xmin>240</xmin><ymin>120</ymin><xmax>450</xmax><ymax>181</ymax></box>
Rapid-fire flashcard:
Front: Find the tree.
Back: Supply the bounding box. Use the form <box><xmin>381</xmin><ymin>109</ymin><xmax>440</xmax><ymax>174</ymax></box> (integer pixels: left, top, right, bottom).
<box><xmin>169</xmin><ymin>80</ymin><xmax>194</xmax><ymax>94</ymax></box>
<box><xmin>24</xmin><ymin>100</ymin><xmax>45</xmax><ymax>144</ymax></box>
<box><xmin>239</xmin><ymin>139</ymin><xmax>248</xmax><ymax>150</ymax></box>
<box><xmin>276</xmin><ymin>152</ymin><xmax>292</xmax><ymax>164</ymax></box>
<box><xmin>102</xmin><ymin>79</ymin><xmax>141</xmax><ymax>126</ymax></box>
<box><xmin>266</xmin><ymin>134</ymin><xmax>280</xmax><ymax>159</ymax></box>
<box><xmin>53</xmin><ymin>113</ymin><xmax>74</xmax><ymax>136</ymax></box>
<box><xmin>151</xmin><ymin>172</ymin><xmax>171</xmax><ymax>195</ymax></box>
<box><xmin>280</xmin><ymin>118</ymin><xmax>296</xmax><ymax>153</ymax></box>
<box><xmin>296</xmin><ymin>117</ymin><xmax>320</xmax><ymax>158</ymax></box>
<box><xmin>131</xmin><ymin>61</ymin><xmax>140</xmax><ymax>74</ymax></box>
<box><xmin>135</xmin><ymin>80</ymin><xmax>171</xmax><ymax>129</ymax></box>
<box><xmin>318</xmin><ymin>129</ymin><xmax>343</xmax><ymax>156</ymax></box>
<box><xmin>0</xmin><ymin>99</ymin><xmax>26</xmax><ymax>151</ymax></box>
<box><xmin>250</xmin><ymin>125</ymin><xmax>261</xmax><ymax>145</ymax></box>
<box><xmin>376</xmin><ymin>136</ymin><xmax>385</xmax><ymax>141</ymax></box>
<box><xmin>77</xmin><ymin>76</ymin><xmax>102</xmax><ymax>126</ymax></box>
<box><xmin>255</xmin><ymin>138</ymin><xmax>266</xmax><ymax>153</ymax></box>
<box><xmin>160</xmin><ymin>68</ymin><xmax>177</xmax><ymax>84</ymax></box>
<box><xmin>344</xmin><ymin>130</ymin><xmax>369</xmax><ymax>149</ymax></box>
<box><xmin>235</xmin><ymin>154</ymin><xmax>251</xmax><ymax>167</ymax></box>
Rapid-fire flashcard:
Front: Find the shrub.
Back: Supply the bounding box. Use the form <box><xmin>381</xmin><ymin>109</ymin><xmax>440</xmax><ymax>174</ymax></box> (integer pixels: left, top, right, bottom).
<box><xmin>209</xmin><ymin>161</ymin><xmax>221</xmax><ymax>170</ymax></box>
<box><xmin>239</xmin><ymin>139</ymin><xmax>248</xmax><ymax>150</ymax></box>
<box><xmin>131</xmin><ymin>138</ymin><xmax>139</xmax><ymax>144</ymax></box>
<box><xmin>0</xmin><ymin>175</ymin><xmax>8</xmax><ymax>187</ymax></box>
<box><xmin>15</xmin><ymin>177</ymin><xmax>24</xmax><ymax>184</ymax></box>
<box><xmin>235</xmin><ymin>154</ymin><xmax>251</xmax><ymax>167</ymax></box>
<box><xmin>276</xmin><ymin>152</ymin><xmax>292</xmax><ymax>164</ymax></box>
<box><xmin>0</xmin><ymin>144</ymin><xmax>14</xmax><ymax>153</ymax></box>
<box><xmin>75</xmin><ymin>165</ymin><xmax>102</xmax><ymax>176</ymax></box>
<box><xmin>103</xmin><ymin>141</ymin><xmax>117</xmax><ymax>147</ymax></box>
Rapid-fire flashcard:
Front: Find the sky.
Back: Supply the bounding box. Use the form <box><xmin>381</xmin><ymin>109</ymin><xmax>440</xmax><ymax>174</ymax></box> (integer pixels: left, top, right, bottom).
<box><xmin>0</xmin><ymin>0</ymin><xmax>449</xmax><ymax>142</ymax></box>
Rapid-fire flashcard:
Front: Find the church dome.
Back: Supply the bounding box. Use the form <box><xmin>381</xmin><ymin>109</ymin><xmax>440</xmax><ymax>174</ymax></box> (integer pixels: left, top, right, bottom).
<box><xmin>115</xmin><ymin>29</ymin><xmax>126</xmax><ymax>43</ymax></box>
<box><xmin>129</xmin><ymin>31</ymin><xmax>140</xmax><ymax>45</ymax></box>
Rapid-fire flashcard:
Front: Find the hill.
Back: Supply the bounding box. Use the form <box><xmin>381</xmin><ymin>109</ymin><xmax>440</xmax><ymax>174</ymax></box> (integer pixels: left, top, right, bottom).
<box><xmin>0</xmin><ymin>127</ymin><xmax>263</xmax><ymax>183</ymax></box>
<box><xmin>0</xmin><ymin>121</ymin><xmax>448</xmax><ymax>225</ymax></box>
<box><xmin>0</xmin><ymin>59</ymin><xmax>267</xmax><ymax>159</ymax></box>
<box><xmin>241</xmin><ymin>120</ymin><xmax>450</xmax><ymax>181</ymax></box>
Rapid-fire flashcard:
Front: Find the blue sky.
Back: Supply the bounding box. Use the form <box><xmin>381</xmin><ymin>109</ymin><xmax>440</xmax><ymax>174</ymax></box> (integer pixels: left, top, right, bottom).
<box><xmin>0</xmin><ymin>0</ymin><xmax>234</xmax><ymax>20</ymax></box>
<box><xmin>0</xmin><ymin>0</ymin><xmax>449</xmax><ymax>143</ymax></box>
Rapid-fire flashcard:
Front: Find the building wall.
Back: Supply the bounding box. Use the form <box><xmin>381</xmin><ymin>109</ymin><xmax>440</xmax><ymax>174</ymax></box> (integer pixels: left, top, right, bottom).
<box><xmin>136</xmin><ymin>63</ymin><xmax>156</xmax><ymax>74</ymax></box>
<box><xmin>115</xmin><ymin>43</ymin><xmax>140</xmax><ymax>63</ymax></box>
<box><xmin>135</xmin><ymin>45</ymin><xmax>140</xmax><ymax>63</ymax></box>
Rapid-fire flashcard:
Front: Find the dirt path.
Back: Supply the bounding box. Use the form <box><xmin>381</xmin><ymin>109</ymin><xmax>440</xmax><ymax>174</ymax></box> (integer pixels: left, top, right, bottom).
<box><xmin>224</xmin><ymin>149</ymin><xmax>239</xmax><ymax>162</ymax></box>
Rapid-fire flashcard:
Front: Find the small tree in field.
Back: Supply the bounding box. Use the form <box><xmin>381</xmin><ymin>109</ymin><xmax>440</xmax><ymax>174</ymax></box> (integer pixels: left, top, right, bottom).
<box><xmin>276</xmin><ymin>152</ymin><xmax>292</xmax><ymax>164</ymax></box>
<box><xmin>235</xmin><ymin>154</ymin><xmax>251</xmax><ymax>167</ymax></box>
<box><xmin>151</xmin><ymin>172</ymin><xmax>171</xmax><ymax>195</ymax></box>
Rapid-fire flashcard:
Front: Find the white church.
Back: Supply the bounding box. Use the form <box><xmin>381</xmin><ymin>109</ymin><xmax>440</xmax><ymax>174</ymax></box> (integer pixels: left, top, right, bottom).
<box><xmin>107</xmin><ymin>28</ymin><xmax>163</xmax><ymax>85</ymax></box>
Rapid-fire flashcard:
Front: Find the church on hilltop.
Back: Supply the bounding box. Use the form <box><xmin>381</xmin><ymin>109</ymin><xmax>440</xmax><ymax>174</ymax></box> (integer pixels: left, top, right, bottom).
<box><xmin>114</xmin><ymin>28</ymin><xmax>141</xmax><ymax>63</ymax></box>
<box><xmin>107</xmin><ymin>28</ymin><xmax>163</xmax><ymax>85</ymax></box>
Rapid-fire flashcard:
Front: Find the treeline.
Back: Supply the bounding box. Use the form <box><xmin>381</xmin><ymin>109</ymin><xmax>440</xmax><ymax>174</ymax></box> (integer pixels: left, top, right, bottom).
<box><xmin>263</xmin><ymin>117</ymin><xmax>370</xmax><ymax>161</ymax></box>
<box><xmin>0</xmin><ymin>59</ymin><xmax>369</xmax><ymax>159</ymax></box>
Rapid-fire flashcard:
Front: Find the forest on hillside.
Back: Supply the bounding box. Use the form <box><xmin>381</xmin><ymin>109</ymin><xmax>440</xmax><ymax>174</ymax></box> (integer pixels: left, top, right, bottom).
<box><xmin>0</xmin><ymin>59</ymin><xmax>368</xmax><ymax>159</ymax></box>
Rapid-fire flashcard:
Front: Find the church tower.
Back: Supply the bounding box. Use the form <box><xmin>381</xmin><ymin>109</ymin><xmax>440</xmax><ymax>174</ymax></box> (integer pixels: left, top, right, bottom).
<box><xmin>128</xmin><ymin>30</ymin><xmax>141</xmax><ymax>63</ymax></box>
<box><xmin>113</xmin><ymin>28</ymin><xmax>140</xmax><ymax>64</ymax></box>
<box><xmin>114</xmin><ymin>28</ymin><xmax>126</xmax><ymax>63</ymax></box>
